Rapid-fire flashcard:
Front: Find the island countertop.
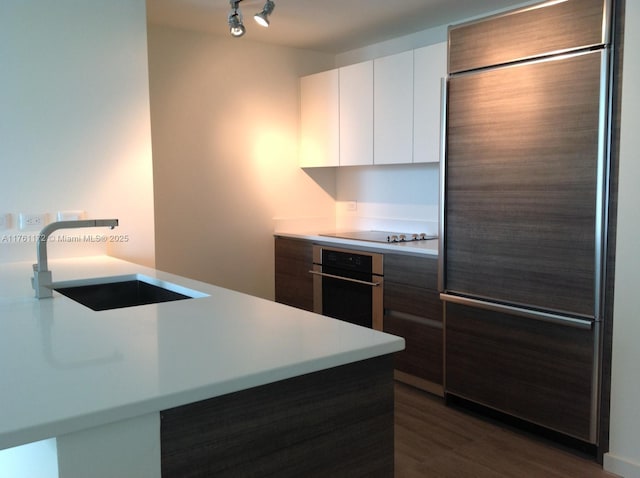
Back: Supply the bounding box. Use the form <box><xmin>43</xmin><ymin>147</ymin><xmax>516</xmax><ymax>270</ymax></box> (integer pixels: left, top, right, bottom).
<box><xmin>0</xmin><ymin>255</ymin><xmax>404</xmax><ymax>450</ymax></box>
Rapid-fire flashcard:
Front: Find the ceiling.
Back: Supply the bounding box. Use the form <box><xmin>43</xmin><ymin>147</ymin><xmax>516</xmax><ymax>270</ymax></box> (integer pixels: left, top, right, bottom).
<box><xmin>146</xmin><ymin>0</ymin><xmax>530</xmax><ymax>54</ymax></box>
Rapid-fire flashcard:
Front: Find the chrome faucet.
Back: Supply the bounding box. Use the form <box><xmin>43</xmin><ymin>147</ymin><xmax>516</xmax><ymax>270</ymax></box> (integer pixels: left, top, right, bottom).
<box><xmin>32</xmin><ymin>219</ymin><xmax>119</xmax><ymax>299</ymax></box>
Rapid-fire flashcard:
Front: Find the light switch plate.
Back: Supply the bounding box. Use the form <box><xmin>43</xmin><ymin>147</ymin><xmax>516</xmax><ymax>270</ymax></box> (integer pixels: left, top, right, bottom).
<box><xmin>0</xmin><ymin>213</ymin><xmax>11</xmax><ymax>230</ymax></box>
<box><xmin>57</xmin><ymin>210</ymin><xmax>86</xmax><ymax>221</ymax></box>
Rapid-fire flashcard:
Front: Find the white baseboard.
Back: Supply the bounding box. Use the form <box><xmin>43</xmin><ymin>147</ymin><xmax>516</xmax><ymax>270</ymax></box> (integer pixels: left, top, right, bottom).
<box><xmin>604</xmin><ymin>452</ymin><xmax>640</xmax><ymax>478</ymax></box>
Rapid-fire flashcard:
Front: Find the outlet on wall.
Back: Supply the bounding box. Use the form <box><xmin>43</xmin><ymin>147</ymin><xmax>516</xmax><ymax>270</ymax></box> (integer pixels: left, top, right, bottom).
<box><xmin>18</xmin><ymin>213</ymin><xmax>49</xmax><ymax>230</ymax></box>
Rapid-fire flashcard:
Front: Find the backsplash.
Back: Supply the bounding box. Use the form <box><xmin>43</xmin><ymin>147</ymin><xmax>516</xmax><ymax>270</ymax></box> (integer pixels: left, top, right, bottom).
<box><xmin>273</xmin><ymin>163</ymin><xmax>440</xmax><ymax>235</ymax></box>
<box><xmin>335</xmin><ymin>201</ymin><xmax>438</xmax><ymax>235</ymax></box>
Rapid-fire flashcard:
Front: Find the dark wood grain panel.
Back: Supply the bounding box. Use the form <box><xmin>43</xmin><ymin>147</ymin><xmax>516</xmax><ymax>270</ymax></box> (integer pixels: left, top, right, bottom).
<box><xmin>384</xmin><ymin>312</ymin><xmax>443</xmax><ymax>385</ymax></box>
<box><xmin>274</xmin><ymin>236</ymin><xmax>314</xmax><ymax>311</ymax></box>
<box><xmin>384</xmin><ymin>283</ymin><xmax>442</xmax><ymax>323</ymax></box>
<box><xmin>384</xmin><ymin>253</ymin><xmax>444</xmax><ymax>389</ymax></box>
<box><xmin>449</xmin><ymin>0</ymin><xmax>607</xmax><ymax>73</ymax></box>
<box><xmin>161</xmin><ymin>356</ymin><xmax>395</xmax><ymax>478</ymax></box>
<box><xmin>384</xmin><ymin>252</ymin><xmax>438</xmax><ymax>289</ymax></box>
<box><xmin>445</xmin><ymin>302</ymin><xmax>595</xmax><ymax>442</ymax></box>
<box><xmin>445</xmin><ymin>51</ymin><xmax>604</xmax><ymax>318</ymax></box>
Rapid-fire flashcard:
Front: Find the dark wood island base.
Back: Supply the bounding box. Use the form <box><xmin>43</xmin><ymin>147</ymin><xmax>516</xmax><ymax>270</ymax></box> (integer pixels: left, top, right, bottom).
<box><xmin>160</xmin><ymin>355</ymin><xmax>395</xmax><ymax>477</ymax></box>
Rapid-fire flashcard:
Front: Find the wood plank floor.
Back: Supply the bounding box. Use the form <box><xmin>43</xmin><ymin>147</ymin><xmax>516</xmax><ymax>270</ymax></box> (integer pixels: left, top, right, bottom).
<box><xmin>394</xmin><ymin>383</ymin><xmax>618</xmax><ymax>477</ymax></box>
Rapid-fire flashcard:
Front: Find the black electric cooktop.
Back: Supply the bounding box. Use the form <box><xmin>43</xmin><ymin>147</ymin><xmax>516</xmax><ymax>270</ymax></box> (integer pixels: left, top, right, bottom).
<box><xmin>320</xmin><ymin>230</ymin><xmax>437</xmax><ymax>244</ymax></box>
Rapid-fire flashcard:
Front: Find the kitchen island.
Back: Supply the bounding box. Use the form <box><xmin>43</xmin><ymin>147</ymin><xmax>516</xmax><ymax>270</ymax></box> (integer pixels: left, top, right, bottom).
<box><xmin>0</xmin><ymin>256</ymin><xmax>404</xmax><ymax>477</ymax></box>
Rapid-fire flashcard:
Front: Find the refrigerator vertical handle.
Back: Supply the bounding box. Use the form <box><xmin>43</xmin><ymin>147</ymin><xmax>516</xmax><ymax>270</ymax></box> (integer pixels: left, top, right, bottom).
<box><xmin>438</xmin><ymin>76</ymin><xmax>448</xmax><ymax>293</ymax></box>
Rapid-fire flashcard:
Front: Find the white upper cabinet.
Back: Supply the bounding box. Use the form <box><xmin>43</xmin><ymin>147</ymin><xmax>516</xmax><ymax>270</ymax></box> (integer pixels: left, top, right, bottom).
<box><xmin>374</xmin><ymin>50</ymin><xmax>414</xmax><ymax>165</ymax></box>
<box><xmin>413</xmin><ymin>42</ymin><xmax>447</xmax><ymax>163</ymax></box>
<box><xmin>299</xmin><ymin>69</ymin><xmax>340</xmax><ymax>168</ymax></box>
<box><xmin>298</xmin><ymin>42</ymin><xmax>446</xmax><ymax>167</ymax></box>
<box><xmin>339</xmin><ymin>61</ymin><xmax>374</xmax><ymax>166</ymax></box>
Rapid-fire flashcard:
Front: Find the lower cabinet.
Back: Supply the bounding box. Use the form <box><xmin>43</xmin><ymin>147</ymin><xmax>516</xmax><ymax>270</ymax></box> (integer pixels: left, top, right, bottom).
<box><xmin>161</xmin><ymin>356</ymin><xmax>395</xmax><ymax>477</ymax></box>
<box><xmin>274</xmin><ymin>237</ymin><xmax>313</xmax><ymax>311</ymax></box>
<box><xmin>274</xmin><ymin>238</ymin><xmax>444</xmax><ymax>396</ymax></box>
<box><xmin>383</xmin><ymin>252</ymin><xmax>443</xmax><ymax>395</ymax></box>
<box><xmin>444</xmin><ymin>302</ymin><xmax>596</xmax><ymax>442</ymax></box>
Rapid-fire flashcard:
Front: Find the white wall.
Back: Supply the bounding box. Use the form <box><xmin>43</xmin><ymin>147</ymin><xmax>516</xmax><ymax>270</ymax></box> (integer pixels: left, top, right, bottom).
<box><xmin>604</xmin><ymin>1</ymin><xmax>640</xmax><ymax>476</ymax></box>
<box><xmin>0</xmin><ymin>0</ymin><xmax>155</xmax><ymax>267</ymax></box>
<box><xmin>147</xmin><ymin>26</ymin><xmax>336</xmax><ymax>299</ymax></box>
<box><xmin>335</xmin><ymin>164</ymin><xmax>440</xmax><ymax>235</ymax></box>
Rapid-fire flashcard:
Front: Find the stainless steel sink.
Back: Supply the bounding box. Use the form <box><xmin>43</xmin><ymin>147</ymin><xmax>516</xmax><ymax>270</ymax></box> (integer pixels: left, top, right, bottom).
<box><xmin>53</xmin><ymin>274</ymin><xmax>208</xmax><ymax>311</ymax></box>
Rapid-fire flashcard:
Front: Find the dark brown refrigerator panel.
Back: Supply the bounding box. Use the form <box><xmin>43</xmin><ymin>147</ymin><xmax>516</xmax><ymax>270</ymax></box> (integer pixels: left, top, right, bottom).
<box><xmin>444</xmin><ymin>50</ymin><xmax>606</xmax><ymax>319</ymax></box>
<box><xmin>445</xmin><ymin>302</ymin><xmax>596</xmax><ymax>442</ymax></box>
<box><xmin>448</xmin><ymin>0</ymin><xmax>608</xmax><ymax>74</ymax></box>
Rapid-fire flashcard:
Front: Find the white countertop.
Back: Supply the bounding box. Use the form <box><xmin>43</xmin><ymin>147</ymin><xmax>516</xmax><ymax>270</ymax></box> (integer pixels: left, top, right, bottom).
<box><xmin>275</xmin><ymin>231</ymin><xmax>439</xmax><ymax>256</ymax></box>
<box><xmin>0</xmin><ymin>256</ymin><xmax>404</xmax><ymax>450</ymax></box>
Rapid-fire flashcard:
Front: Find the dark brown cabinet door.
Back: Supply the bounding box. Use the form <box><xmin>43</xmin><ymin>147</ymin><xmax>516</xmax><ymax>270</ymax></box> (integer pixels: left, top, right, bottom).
<box><xmin>384</xmin><ymin>253</ymin><xmax>443</xmax><ymax>391</ymax></box>
<box><xmin>448</xmin><ymin>0</ymin><xmax>607</xmax><ymax>74</ymax></box>
<box><xmin>445</xmin><ymin>50</ymin><xmax>606</xmax><ymax>318</ymax></box>
<box><xmin>274</xmin><ymin>237</ymin><xmax>313</xmax><ymax>311</ymax></box>
<box><xmin>445</xmin><ymin>302</ymin><xmax>596</xmax><ymax>442</ymax></box>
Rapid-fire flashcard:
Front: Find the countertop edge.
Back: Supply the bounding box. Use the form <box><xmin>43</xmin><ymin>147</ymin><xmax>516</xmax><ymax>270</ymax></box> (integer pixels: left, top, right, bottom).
<box><xmin>274</xmin><ymin>232</ymin><xmax>439</xmax><ymax>257</ymax></box>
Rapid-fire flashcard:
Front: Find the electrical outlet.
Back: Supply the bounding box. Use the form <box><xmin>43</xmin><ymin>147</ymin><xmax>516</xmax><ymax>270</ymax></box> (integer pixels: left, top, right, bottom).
<box><xmin>346</xmin><ymin>201</ymin><xmax>357</xmax><ymax>212</ymax></box>
<box><xmin>18</xmin><ymin>213</ymin><xmax>49</xmax><ymax>230</ymax></box>
<box><xmin>0</xmin><ymin>213</ymin><xmax>11</xmax><ymax>231</ymax></box>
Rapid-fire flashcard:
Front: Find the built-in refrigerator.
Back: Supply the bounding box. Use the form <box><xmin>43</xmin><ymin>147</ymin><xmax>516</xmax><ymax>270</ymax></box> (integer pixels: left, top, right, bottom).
<box><xmin>440</xmin><ymin>0</ymin><xmax>614</xmax><ymax>446</ymax></box>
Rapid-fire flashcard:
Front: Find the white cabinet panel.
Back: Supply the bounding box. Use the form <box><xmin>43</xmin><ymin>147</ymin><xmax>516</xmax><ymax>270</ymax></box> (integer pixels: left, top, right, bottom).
<box><xmin>414</xmin><ymin>42</ymin><xmax>447</xmax><ymax>163</ymax></box>
<box><xmin>299</xmin><ymin>69</ymin><xmax>340</xmax><ymax>167</ymax></box>
<box><xmin>299</xmin><ymin>43</ymin><xmax>446</xmax><ymax>168</ymax></box>
<box><xmin>339</xmin><ymin>61</ymin><xmax>374</xmax><ymax>166</ymax></box>
<box><xmin>374</xmin><ymin>51</ymin><xmax>414</xmax><ymax>165</ymax></box>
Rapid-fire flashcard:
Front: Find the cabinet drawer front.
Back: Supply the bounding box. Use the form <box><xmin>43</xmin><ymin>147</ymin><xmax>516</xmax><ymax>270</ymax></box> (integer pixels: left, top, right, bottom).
<box><xmin>384</xmin><ymin>253</ymin><xmax>438</xmax><ymax>289</ymax></box>
<box><xmin>384</xmin><ymin>283</ymin><xmax>442</xmax><ymax>322</ymax></box>
<box><xmin>384</xmin><ymin>312</ymin><xmax>443</xmax><ymax>385</ymax></box>
<box><xmin>449</xmin><ymin>0</ymin><xmax>608</xmax><ymax>73</ymax></box>
<box><xmin>445</xmin><ymin>302</ymin><xmax>595</xmax><ymax>442</ymax></box>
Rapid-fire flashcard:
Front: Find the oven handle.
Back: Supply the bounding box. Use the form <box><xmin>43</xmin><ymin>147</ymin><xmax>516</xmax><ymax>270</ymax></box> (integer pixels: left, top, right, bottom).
<box><xmin>308</xmin><ymin>270</ymin><xmax>381</xmax><ymax>287</ymax></box>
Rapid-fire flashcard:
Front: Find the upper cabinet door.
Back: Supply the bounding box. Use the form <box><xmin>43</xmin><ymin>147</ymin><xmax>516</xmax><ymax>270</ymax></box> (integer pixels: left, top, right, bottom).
<box><xmin>373</xmin><ymin>51</ymin><xmax>413</xmax><ymax>165</ymax></box>
<box><xmin>339</xmin><ymin>61</ymin><xmax>374</xmax><ymax>166</ymax></box>
<box><xmin>413</xmin><ymin>42</ymin><xmax>447</xmax><ymax>164</ymax></box>
<box><xmin>449</xmin><ymin>0</ymin><xmax>609</xmax><ymax>73</ymax></box>
<box><xmin>299</xmin><ymin>69</ymin><xmax>340</xmax><ymax>168</ymax></box>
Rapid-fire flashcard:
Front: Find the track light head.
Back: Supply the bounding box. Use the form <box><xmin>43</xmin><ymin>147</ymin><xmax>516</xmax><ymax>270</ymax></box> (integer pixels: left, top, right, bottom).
<box><xmin>228</xmin><ymin>0</ymin><xmax>245</xmax><ymax>37</ymax></box>
<box><xmin>254</xmin><ymin>0</ymin><xmax>275</xmax><ymax>27</ymax></box>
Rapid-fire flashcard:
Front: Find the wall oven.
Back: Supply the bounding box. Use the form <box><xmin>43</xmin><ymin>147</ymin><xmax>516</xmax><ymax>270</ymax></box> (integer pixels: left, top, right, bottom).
<box><xmin>310</xmin><ymin>245</ymin><xmax>383</xmax><ymax>330</ymax></box>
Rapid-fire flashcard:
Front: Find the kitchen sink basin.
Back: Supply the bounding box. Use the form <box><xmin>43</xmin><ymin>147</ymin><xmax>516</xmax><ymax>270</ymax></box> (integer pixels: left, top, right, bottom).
<box><xmin>54</xmin><ymin>274</ymin><xmax>208</xmax><ymax>311</ymax></box>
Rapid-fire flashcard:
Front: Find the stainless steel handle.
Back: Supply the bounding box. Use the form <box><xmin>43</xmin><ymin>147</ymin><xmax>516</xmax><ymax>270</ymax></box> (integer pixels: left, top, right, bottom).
<box><xmin>438</xmin><ymin>76</ymin><xmax>448</xmax><ymax>293</ymax></box>
<box><xmin>309</xmin><ymin>270</ymin><xmax>381</xmax><ymax>287</ymax></box>
<box><xmin>440</xmin><ymin>293</ymin><xmax>594</xmax><ymax>329</ymax></box>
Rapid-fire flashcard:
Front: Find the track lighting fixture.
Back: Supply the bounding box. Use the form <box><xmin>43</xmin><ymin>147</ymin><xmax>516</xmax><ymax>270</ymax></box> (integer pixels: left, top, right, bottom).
<box><xmin>228</xmin><ymin>0</ymin><xmax>245</xmax><ymax>37</ymax></box>
<box><xmin>254</xmin><ymin>0</ymin><xmax>275</xmax><ymax>27</ymax></box>
<box><xmin>227</xmin><ymin>0</ymin><xmax>276</xmax><ymax>38</ymax></box>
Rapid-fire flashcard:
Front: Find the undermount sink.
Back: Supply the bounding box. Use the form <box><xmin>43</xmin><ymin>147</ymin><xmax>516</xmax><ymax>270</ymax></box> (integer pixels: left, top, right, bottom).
<box><xmin>54</xmin><ymin>274</ymin><xmax>208</xmax><ymax>311</ymax></box>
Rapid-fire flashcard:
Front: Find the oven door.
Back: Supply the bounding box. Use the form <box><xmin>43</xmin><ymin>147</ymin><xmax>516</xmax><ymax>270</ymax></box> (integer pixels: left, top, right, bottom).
<box><xmin>311</xmin><ymin>246</ymin><xmax>383</xmax><ymax>330</ymax></box>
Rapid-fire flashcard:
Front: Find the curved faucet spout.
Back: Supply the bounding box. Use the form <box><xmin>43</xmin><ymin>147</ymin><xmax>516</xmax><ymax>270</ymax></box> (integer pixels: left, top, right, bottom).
<box><xmin>32</xmin><ymin>219</ymin><xmax>119</xmax><ymax>298</ymax></box>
